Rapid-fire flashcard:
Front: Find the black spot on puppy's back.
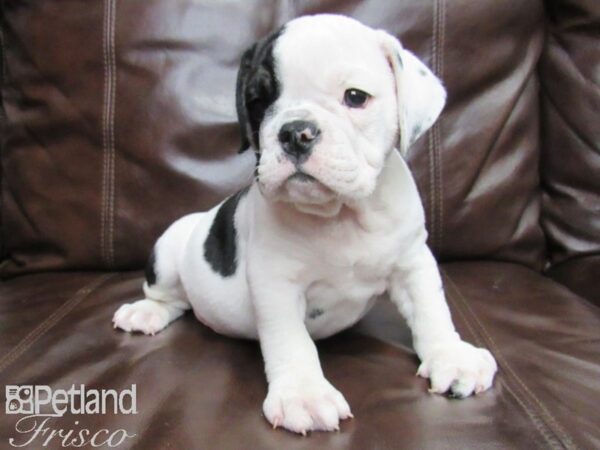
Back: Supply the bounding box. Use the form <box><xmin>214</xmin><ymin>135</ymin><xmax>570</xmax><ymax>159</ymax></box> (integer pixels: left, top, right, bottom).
<box><xmin>204</xmin><ymin>187</ymin><xmax>249</xmax><ymax>277</ymax></box>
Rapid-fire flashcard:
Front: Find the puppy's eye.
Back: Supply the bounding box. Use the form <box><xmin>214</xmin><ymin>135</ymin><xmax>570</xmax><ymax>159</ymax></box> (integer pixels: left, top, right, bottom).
<box><xmin>343</xmin><ymin>88</ymin><xmax>370</xmax><ymax>108</ymax></box>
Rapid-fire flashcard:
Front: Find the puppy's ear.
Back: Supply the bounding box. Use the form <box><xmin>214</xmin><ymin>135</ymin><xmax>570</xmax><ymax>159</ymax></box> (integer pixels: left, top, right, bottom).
<box><xmin>235</xmin><ymin>28</ymin><xmax>283</xmax><ymax>154</ymax></box>
<box><xmin>236</xmin><ymin>43</ymin><xmax>257</xmax><ymax>153</ymax></box>
<box><xmin>378</xmin><ymin>31</ymin><xmax>447</xmax><ymax>157</ymax></box>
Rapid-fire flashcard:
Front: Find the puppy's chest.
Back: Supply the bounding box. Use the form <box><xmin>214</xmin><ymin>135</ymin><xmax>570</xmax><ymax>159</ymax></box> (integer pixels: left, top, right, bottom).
<box><xmin>303</xmin><ymin>225</ymin><xmax>400</xmax><ymax>325</ymax></box>
<box><xmin>306</xmin><ymin>262</ymin><xmax>389</xmax><ymax>304</ymax></box>
<box><xmin>311</xmin><ymin>218</ymin><xmax>402</xmax><ymax>283</ymax></box>
<box><xmin>302</xmin><ymin>257</ymin><xmax>390</xmax><ymax>339</ymax></box>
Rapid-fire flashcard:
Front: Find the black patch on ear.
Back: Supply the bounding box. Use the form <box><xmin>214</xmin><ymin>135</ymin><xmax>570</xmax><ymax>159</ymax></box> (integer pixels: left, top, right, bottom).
<box><xmin>236</xmin><ymin>45</ymin><xmax>257</xmax><ymax>153</ymax></box>
<box><xmin>145</xmin><ymin>247</ymin><xmax>157</xmax><ymax>286</ymax></box>
<box><xmin>204</xmin><ymin>186</ymin><xmax>250</xmax><ymax>277</ymax></box>
<box><xmin>236</xmin><ymin>26</ymin><xmax>284</xmax><ymax>153</ymax></box>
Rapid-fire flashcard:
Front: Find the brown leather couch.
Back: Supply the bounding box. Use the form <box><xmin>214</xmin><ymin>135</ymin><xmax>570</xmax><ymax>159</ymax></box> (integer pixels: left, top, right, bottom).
<box><xmin>1</xmin><ymin>1</ymin><xmax>599</xmax><ymax>449</ymax></box>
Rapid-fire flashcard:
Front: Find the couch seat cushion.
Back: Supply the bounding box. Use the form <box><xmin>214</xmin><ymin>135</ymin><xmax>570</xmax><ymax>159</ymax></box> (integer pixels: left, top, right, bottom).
<box><xmin>1</xmin><ymin>262</ymin><xmax>598</xmax><ymax>449</ymax></box>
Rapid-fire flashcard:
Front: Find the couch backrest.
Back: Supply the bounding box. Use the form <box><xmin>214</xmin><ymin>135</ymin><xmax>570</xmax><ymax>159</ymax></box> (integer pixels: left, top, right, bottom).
<box><xmin>0</xmin><ymin>0</ymin><xmax>579</xmax><ymax>277</ymax></box>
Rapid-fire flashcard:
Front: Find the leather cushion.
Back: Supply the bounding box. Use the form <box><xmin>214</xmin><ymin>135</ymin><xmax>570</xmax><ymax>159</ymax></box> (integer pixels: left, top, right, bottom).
<box><xmin>1</xmin><ymin>262</ymin><xmax>598</xmax><ymax>448</ymax></box>
<box><xmin>1</xmin><ymin>0</ymin><xmax>546</xmax><ymax>276</ymax></box>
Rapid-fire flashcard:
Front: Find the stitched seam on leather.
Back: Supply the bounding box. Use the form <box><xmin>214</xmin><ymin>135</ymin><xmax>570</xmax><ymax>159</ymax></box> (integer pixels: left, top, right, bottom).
<box><xmin>446</xmin><ymin>274</ymin><xmax>577</xmax><ymax>449</ymax></box>
<box><xmin>443</xmin><ymin>275</ymin><xmax>562</xmax><ymax>449</ymax></box>
<box><xmin>427</xmin><ymin>137</ymin><xmax>435</xmax><ymax>250</ymax></box>
<box><xmin>427</xmin><ymin>2</ymin><xmax>438</xmax><ymax>253</ymax></box>
<box><xmin>108</xmin><ymin>0</ymin><xmax>117</xmax><ymax>266</ymax></box>
<box><xmin>443</xmin><ymin>271</ymin><xmax>578</xmax><ymax>450</ymax></box>
<box><xmin>101</xmin><ymin>0</ymin><xmax>109</xmax><ymax>267</ymax></box>
<box><xmin>429</xmin><ymin>0</ymin><xmax>445</xmax><ymax>254</ymax></box>
<box><xmin>101</xmin><ymin>0</ymin><xmax>116</xmax><ymax>268</ymax></box>
<box><xmin>496</xmin><ymin>370</ymin><xmax>563</xmax><ymax>449</ymax></box>
<box><xmin>0</xmin><ymin>274</ymin><xmax>116</xmax><ymax>374</ymax></box>
<box><xmin>451</xmin><ymin>282</ymin><xmax>564</xmax><ymax>449</ymax></box>
<box><xmin>0</xmin><ymin>22</ymin><xmax>6</xmax><ymax>263</ymax></box>
<box><xmin>435</xmin><ymin>0</ymin><xmax>445</xmax><ymax>253</ymax></box>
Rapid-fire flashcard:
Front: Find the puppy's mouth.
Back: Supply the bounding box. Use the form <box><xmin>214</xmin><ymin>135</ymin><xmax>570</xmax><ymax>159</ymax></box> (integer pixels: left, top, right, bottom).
<box><xmin>287</xmin><ymin>171</ymin><xmax>317</xmax><ymax>183</ymax></box>
<box><xmin>283</xmin><ymin>169</ymin><xmax>336</xmax><ymax>204</ymax></box>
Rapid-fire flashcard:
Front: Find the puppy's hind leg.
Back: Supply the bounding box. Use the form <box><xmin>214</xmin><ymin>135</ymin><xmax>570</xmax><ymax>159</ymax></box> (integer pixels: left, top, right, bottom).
<box><xmin>113</xmin><ymin>243</ymin><xmax>191</xmax><ymax>336</ymax></box>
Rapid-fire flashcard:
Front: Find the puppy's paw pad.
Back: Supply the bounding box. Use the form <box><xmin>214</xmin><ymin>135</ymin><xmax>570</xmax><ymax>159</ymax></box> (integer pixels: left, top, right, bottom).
<box><xmin>263</xmin><ymin>377</ymin><xmax>352</xmax><ymax>434</ymax></box>
<box><xmin>420</xmin><ymin>341</ymin><xmax>497</xmax><ymax>398</ymax></box>
<box><xmin>112</xmin><ymin>300</ymin><xmax>169</xmax><ymax>335</ymax></box>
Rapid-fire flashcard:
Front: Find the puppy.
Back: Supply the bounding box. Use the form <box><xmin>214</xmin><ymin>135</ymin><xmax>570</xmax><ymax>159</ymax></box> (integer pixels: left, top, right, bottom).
<box><xmin>113</xmin><ymin>14</ymin><xmax>497</xmax><ymax>435</ymax></box>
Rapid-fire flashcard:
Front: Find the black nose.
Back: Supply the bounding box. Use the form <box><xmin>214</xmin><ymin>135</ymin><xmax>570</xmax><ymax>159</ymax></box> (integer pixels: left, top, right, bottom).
<box><xmin>278</xmin><ymin>120</ymin><xmax>320</xmax><ymax>162</ymax></box>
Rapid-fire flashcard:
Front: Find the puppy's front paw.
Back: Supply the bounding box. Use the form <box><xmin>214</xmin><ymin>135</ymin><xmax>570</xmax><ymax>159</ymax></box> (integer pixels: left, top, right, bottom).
<box><xmin>417</xmin><ymin>341</ymin><xmax>497</xmax><ymax>398</ymax></box>
<box><xmin>263</xmin><ymin>376</ymin><xmax>353</xmax><ymax>435</ymax></box>
<box><xmin>112</xmin><ymin>300</ymin><xmax>170</xmax><ymax>335</ymax></box>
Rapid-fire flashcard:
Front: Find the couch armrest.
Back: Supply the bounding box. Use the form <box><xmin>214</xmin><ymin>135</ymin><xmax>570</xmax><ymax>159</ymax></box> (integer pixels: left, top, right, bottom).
<box><xmin>539</xmin><ymin>0</ymin><xmax>600</xmax><ymax>304</ymax></box>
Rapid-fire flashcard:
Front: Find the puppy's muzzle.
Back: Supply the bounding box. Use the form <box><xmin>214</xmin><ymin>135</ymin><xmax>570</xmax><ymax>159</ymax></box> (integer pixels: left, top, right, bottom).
<box><xmin>278</xmin><ymin>120</ymin><xmax>321</xmax><ymax>164</ymax></box>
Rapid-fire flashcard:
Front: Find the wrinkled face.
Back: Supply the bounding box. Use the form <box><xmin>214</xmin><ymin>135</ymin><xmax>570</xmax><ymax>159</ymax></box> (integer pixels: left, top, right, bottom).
<box><xmin>236</xmin><ymin>15</ymin><xmax>446</xmax><ymax>216</ymax></box>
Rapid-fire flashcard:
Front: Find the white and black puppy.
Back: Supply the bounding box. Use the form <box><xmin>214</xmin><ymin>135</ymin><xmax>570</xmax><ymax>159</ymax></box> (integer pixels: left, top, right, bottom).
<box><xmin>113</xmin><ymin>14</ymin><xmax>497</xmax><ymax>435</ymax></box>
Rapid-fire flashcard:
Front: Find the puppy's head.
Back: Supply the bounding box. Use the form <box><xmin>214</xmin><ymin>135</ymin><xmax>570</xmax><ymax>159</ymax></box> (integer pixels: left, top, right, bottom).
<box><xmin>236</xmin><ymin>15</ymin><xmax>446</xmax><ymax>216</ymax></box>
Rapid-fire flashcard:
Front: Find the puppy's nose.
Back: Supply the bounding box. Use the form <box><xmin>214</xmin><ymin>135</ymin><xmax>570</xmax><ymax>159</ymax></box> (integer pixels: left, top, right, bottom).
<box><xmin>278</xmin><ymin>120</ymin><xmax>320</xmax><ymax>162</ymax></box>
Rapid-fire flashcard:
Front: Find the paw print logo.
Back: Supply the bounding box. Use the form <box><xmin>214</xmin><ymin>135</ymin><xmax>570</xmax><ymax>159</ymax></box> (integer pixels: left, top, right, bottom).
<box><xmin>7</xmin><ymin>399</ymin><xmax>19</xmax><ymax>412</ymax></box>
<box><xmin>5</xmin><ymin>386</ymin><xmax>34</xmax><ymax>414</ymax></box>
